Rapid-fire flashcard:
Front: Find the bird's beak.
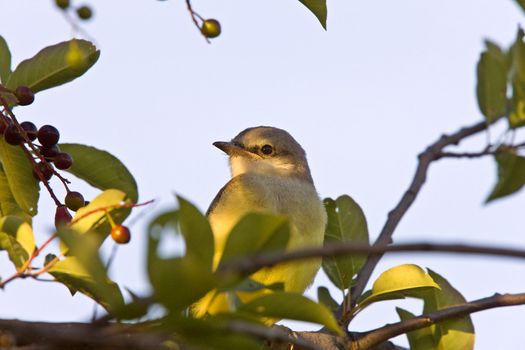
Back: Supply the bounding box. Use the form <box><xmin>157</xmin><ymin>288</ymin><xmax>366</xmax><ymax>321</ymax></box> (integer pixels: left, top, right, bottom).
<box><xmin>213</xmin><ymin>141</ymin><xmax>258</xmax><ymax>158</ymax></box>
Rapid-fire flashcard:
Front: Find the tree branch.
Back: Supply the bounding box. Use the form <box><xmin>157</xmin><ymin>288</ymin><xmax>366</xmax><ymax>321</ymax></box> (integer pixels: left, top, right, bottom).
<box><xmin>218</xmin><ymin>241</ymin><xmax>525</xmax><ymax>275</ymax></box>
<box><xmin>354</xmin><ymin>292</ymin><xmax>525</xmax><ymax>349</ymax></box>
<box><xmin>349</xmin><ymin>120</ymin><xmax>488</xmax><ymax>311</ymax></box>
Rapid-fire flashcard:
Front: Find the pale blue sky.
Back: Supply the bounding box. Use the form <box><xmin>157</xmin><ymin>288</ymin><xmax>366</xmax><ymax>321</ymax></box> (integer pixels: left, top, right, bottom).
<box><xmin>1</xmin><ymin>0</ymin><xmax>524</xmax><ymax>348</ymax></box>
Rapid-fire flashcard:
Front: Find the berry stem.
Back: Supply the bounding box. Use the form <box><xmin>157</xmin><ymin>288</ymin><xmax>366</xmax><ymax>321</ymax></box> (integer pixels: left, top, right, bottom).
<box><xmin>185</xmin><ymin>0</ymin><xmax>210</xmax><ymax>43</ymax></box>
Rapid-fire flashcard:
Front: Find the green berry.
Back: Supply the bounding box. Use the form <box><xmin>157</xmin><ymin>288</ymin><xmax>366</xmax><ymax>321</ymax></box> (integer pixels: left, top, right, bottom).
<box><xmin>55</xmin><ymin>0</ymin><xmax>70</xmax><ymax>9</ymax></box>
<box><xmin>65</xmin><ymin>191</ymin><xmax>85</xmax><ymax>211</ymax></box>
<box><xmin>76</xmin><ymin>5</ymin><xmax>93</xmax><ymax>20</ymax></box>
<box><xmin>201</xmin><ymin>19</ymin><xmax>221</xmax><ymax>38</ymax></box>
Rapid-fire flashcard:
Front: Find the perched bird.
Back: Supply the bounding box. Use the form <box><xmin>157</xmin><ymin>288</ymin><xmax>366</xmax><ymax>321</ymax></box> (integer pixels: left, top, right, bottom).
<box><xmin>192</xmin><ymin>126</ymin><xmax>327</xmax><ymax>318</ymax></box>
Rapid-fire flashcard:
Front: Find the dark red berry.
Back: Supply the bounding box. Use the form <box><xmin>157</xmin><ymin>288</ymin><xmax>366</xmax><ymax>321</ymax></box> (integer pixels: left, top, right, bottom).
<box><xmin>21</xmin><ymin>121</ymin><xmax>38</xmax><ymax>141</ymax></box>
<box><xmin>32</xmin><ymin>162</ymin><xmax>53</xmax><ymax>181</ymax></box>
<box><xmin>54</xmin><ymin>152</ymin><xmax>73</xmax><ymax>170</ymax></box>
<box><xmin>65</xmin><ymin>191</ymin><xmax>85</xmax><ymax>211</ymax></box>
<box><xmin>37</xmin><ymin>125</ymin><xmax>60</xmax><ymax>147</ymax></box>
<box><xmin>4</xmin><ymin>124</ymin><xmax>23</xmax><ymax>145</ymax></box>
<box><xmin>14</xmin><ymin>86</ymin><xmax>35</xmax><ymax>106</ymax></box>
<box><xmin>111</xmin><ymin>225</ymin><xmax>131</xmax><ymax>244</ymax></box>
<box><xmin>41</xmin><ymin>144</ymin><xmax>60</xmax><ymax>159</ymax></box>
<box><xmin>55</xmin><ymin>205</ymin><xmax>72</xmax><ymax>229</ymax></box>
<box><xmin>76</xmin><ymin>5</ymin><xmax>93</xmax><ymax>20</ymax></box>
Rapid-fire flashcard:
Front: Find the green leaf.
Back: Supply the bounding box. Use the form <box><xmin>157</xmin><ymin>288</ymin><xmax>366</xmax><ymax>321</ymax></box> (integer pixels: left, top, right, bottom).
<box><xmin>147</xmin><ymin>198</ymin><xmax>216</xmax><ymax>313</ymax></box>
<box><xmin>317</xmin><ymin>286</ymin><xmax>339</xmax><ymax>312</ymax></box>
<box><xmin>423</xmin><ymin>270</ymin><xmax>475</xmax><ymax>350</ymax></box>
<box><xmin>5</xmin><ymin>39</ymin><xmax>99</xmax><ymax>93</ymax></box>
<box><xmin>0</xmin><ymin>36</ymin><xmax>12</xmax><ymax>84</ymax></box>
<box><xmin>0</xmin><ymin>164</ymin><xmax>32</xmax><ymax>223</ymax></box>
<box><xmin>486</xmin><ymin>153</ymin><xmax>525</xmax><ymax>202</ymax></box>
<box><xmin>49</xmin><ymin>256</ymin><xmax>124</xmax><ymax>313</ymax></box>
<box><xmin>357</xmin><ymin>264</ymin><xmax>440</xmax><ymax>311</ymax></box>
<box><xmin>298</xmin><ymin>0</ymin><xmax>327</xmax><ymax>29</ymax></box>
<box><xmin>322</xmin><ymin>195</ymin><xmax>369</xmax><ymax>290</ymax></box>
<box><xmin>476</xmin><ymin>40</ymin><xmax>508</xmax><ymax>123</ymax></box>
<box><xmin>59</xmin><ymin>144</ymin><xmax>138</xmax><ymax>203</ymax></box>
<box><xmin>238</xmin><ymin>292</ymin><xmax>343</xmax><ymax>335</ymax></box>
<box><xmin>396</xmin><ymin>307</ymin><xmax>438</xmax><ymax>350</ymax></box>
<box><xmin>0</xmin><ymin>139</ymin><xmax>39</xmax><ymax>216</ymax></box>
<box><xmin>68</xmin><ymin>189</ymin><xmax>131</xmax><ymax>247</ymax></box>
<box><xmin>219</xmin><ymin>213</ymin><xmax>289</xmax><ymax>266</ymax></box>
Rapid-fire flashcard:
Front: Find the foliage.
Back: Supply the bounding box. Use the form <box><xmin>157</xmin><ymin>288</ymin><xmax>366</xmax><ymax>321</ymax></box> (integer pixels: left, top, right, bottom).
<box><xmin>0</xmin><ymin>1</ymin><xmax>525</xmax><ymax>350</ymax></box>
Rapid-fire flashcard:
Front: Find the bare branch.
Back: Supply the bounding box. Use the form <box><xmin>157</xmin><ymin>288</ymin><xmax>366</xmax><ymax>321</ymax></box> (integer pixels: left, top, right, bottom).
<box><xmin>349</xmin><ymin>120</ymin><xmax>488</xmax><ymax>312</ymax></box>
<box><xmin>218</xmin><ymin>241</ymin><xmax>525</xmax><ymax>275</ymax></box>
<box><xmin>354</xmin><ymin>292</ymin><xmax>525</xmax><ymax>349</ymax></box>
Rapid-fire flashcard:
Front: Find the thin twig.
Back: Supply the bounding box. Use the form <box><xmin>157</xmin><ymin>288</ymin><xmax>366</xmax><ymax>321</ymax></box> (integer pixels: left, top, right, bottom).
<box><xmin>354</xmin><ymin>292</ymin><xmax>525</xmax><ymax>349</ymax></box>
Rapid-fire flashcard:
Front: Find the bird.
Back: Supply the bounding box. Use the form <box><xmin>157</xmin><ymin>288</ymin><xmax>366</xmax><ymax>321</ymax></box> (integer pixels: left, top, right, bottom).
<box><xmin>192</xmin><ymin>126</ymin><xmax>327</xmax><ymax>318</ymax></box>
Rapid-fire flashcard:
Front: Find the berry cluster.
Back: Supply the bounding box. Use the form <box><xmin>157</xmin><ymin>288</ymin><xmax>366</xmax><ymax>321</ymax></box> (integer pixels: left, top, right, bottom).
<box><xmin>55</xmin><ymin>0</ymin><xmax>93</xmax><ymax>21</ymax></box>
<box><xmin>1</xmin><ymin>84</ymin><xmax>131</xmax><ymax>244</ymax></box>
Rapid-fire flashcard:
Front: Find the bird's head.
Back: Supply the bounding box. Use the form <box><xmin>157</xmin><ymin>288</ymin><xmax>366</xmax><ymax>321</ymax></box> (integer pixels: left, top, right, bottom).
<box><xmin>213</xmin><ymin>126</ymin><xmax>313</xmax><ymax>183</ymax></box>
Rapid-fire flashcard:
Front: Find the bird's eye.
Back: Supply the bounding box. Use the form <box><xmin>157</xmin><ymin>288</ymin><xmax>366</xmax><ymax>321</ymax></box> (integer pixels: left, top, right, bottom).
<box><xmin>261</xmin><ymin>144</ymin><xmax>273</xmax><ymax>155</ymax></box>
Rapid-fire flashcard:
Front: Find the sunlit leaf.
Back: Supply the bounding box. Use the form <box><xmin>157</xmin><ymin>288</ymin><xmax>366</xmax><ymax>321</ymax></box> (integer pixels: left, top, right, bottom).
<box><xmin>0</xmin><ymin>139</ymin><xmax>39</xmax><ymax>216</ymax></box>
<box><xmin>5</xmin><ymin>39</ymin><xmax>99</xmax><ymax>94</ymax></box>
<box><xmin>59</xmin><ymin>143</ymin><xmax>138</xmax><ymax>203</ymax></box>
<box><xmin>357</xmin><ymin>264</ymin><xmax>440</xmax><ymax>311</ymax></box>
<box><xmin>238</xmin><ymin>292</ymin><xmax>343</xmax><ymax>335</ymax></box>
<box><xmin>423</xmin><ymin>270</ymin><xmax>475</xmax><ymax>350</ymax></box>
<box><xmin>322</xmin><ymin>195</ymin><xmax>369</xmax><ymax>290</ymax></box>
<box><xmin>0</xmin><ymin>36</ymin><xmax>12</xmax><ymax>83</ymax></box>
<box><xmin>397</xmin><ymin>307</ymin><xmax>438</xmax><ymax>350</ymax></box>
<box><xmin>0</xmin><ymin>164</ymin><xmax>31</xmax><ymax>223</ymax></box>
<box><xmin>298</xmin><ymin>0</ymin><xmax>327</xmax><ymax>29</ymax></box>
<box><xmin>486</xmin><ymin>153</ymin><xmax>525</xmax><ymax>202</ymax></box>
<box><xmin>476</xmin><ymin>40</ymin><xmax>508</xmax><ymax>123</ymax></box>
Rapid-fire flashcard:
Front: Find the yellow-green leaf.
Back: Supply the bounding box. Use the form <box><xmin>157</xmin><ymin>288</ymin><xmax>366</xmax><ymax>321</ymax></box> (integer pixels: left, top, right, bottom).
<box><xmin>5</xmin><ymin>39</ymin><xmax>99</xmax><ymax>93</ymax></box>
<box><xmin>59</xmin><ymin>144</ymin><xmax>138</xmax><ymax>203</ymax></box>
<box><xmin>357</xmin><ymin>264</ymin><xmax>440</xmax><ymax>311</ymax></box>
<box><xmin>238</xmin><ymin>292</ymin><xmax>343</xmax><ymax>335</ymax></box>
<box><xmin>509</xmin><ymin>28</ymin><xmax>525</xmax><ymax>128</ymax></box>
<box><xmin>0</xmin><ymin>139</ymin><xmax>39</xmax><ymax>216</ymax></box>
